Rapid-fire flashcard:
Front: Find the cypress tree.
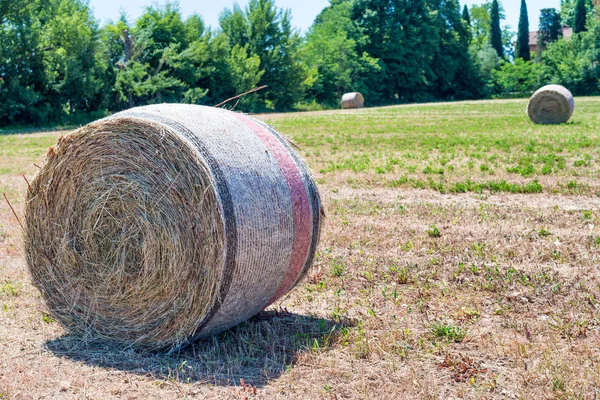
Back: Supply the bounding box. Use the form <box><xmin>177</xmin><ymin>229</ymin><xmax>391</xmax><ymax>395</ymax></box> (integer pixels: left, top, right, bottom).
<box><xmin>516</xmin><ymin>0</ymin><xmax>530</xmax><ymax>60</ymax></box>
<box><xmin>490</xmin><ymin>0</ymin><xmax>504</xmax><ymax>58</ymax></box>
<box><xmin>574</xmin><ymin>0</ymin><xmax>587</xmax><ymax>33</ymax></box>
<box><xmin>457</xmin><ymin>2</ymin><xmax>471</xmax><ymax>44</ymax></box>
<box><xmin>462</xmin><ymin>4</ymin><xmax>470</xmax><ymax>26</ymax></box>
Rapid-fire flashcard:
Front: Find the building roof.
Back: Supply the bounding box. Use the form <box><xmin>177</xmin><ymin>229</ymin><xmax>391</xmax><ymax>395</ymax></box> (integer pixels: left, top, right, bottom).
<box><xmin>529</xmin><ymin>26</ymin><xmax>573</xmax><ymax>46</ymax></box>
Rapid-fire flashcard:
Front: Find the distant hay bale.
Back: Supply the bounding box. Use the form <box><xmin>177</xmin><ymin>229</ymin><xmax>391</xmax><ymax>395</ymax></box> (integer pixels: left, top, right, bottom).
<box><xmin>341</xmin><ymin>92</ymin><xmax>364</xmax><ymax>109</ymax></box>
<box><xmin>24</xmin><ymin>104</ymin><xmax>322</xmax><ymax>352</ymax></box>
<box><xmin>527</xmin><ymin>84</ymin><xmax>574</xmax><ymax>124</ymax></box>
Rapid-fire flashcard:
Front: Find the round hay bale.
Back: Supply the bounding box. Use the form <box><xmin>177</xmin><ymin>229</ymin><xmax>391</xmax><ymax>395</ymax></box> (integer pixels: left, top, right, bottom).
<box><xmin>527</xmin><ymin>84</ymin><xmax>575</xmax><ymax>124</ymax></box>
<box><xmin>341</xmin><ymin>92</ymin><xmax>364</xmax><ymax>109</ymax></box>
<box><xmin>24</xmin><ymin>104</ymin><xmax>322</xmax><ymax>352</ymax></box>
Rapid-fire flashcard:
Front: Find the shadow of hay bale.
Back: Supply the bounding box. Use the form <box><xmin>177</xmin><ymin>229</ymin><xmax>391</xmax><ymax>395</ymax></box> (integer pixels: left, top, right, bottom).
<box><xmin>43</xmin><ymin>311</ymin><xmax>353</xmax><ymax>387</ymax></box>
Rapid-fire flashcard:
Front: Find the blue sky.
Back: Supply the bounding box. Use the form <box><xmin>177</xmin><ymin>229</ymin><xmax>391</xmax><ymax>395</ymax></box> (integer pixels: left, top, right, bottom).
<box><xmin>88</xmin><ymin>0</ymin><xmax>562</xmax><ymax>32</ymax></box>
<box><xmin>88</xmin><ymin>0</ymin><xmax>329</xmax><ymax>31</ymax></box>
<box><xmin>463</xmin><ymin>0</ymin><xmax>562</xmax><ymax>32</ymax></box>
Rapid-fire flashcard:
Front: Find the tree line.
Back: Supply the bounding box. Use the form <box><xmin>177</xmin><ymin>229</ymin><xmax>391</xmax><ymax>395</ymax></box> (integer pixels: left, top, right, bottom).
<box><xmin>1</xmin><ymin>0</ymin><xmax>599</xmax><ymax>126</ymax></box>
<box><xmin>493</xmin><ymin>0</ymin><xmax>599</xmax><ymax>96</ymax></box>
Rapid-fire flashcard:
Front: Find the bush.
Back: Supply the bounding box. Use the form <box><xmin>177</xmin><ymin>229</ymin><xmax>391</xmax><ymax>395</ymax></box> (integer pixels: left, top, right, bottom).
<box><xmin>491</xmin><ymin>58</ymin><xmax>544</xmax><ymax>95</ymax></box>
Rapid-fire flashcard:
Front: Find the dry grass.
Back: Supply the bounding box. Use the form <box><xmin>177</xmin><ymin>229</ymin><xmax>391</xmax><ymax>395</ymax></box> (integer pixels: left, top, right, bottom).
<box><xmin>1</xmin><ymin>98</ymin><xmax>600</xmax><ymax>398</ymax></box>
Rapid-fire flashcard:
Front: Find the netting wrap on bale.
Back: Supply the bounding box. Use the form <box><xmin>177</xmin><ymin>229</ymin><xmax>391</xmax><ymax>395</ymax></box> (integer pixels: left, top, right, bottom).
<box><xmin>527</xmin><ymin>84</ymin><xmax>575</xmax><ymax>124</ymax></box>
<box><xmin>341</xmin><ymin>92</ymin><xmax>364</xmax><ymax>109</ymax></box>
<box><xmin>24</xmin><ymin>104</ymin><xmax>322</xmax><ymax>352</ymax></box>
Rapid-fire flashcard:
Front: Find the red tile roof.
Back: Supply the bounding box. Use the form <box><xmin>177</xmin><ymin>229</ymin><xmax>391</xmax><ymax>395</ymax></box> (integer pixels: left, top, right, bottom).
<box><xmin>529</xmin><ymin>26</ymin><xmax>573</xmax><ymax>46</ymax></box>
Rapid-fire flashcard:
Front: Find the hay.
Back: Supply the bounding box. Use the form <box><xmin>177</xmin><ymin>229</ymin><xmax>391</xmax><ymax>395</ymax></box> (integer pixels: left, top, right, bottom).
<box><xmin>527</xmin><ymin>84</ymin><xmax>575</xmax><ymax>124</ymax></box>
<box><xmin>24</xmin><ymin>104</ymin><xmax>322</xmax><ymax>352</ymax></box>
<box><xmin>341</xmin><ymin>92</ymin><xmax>364</xmax><ymax>109</ymax></box>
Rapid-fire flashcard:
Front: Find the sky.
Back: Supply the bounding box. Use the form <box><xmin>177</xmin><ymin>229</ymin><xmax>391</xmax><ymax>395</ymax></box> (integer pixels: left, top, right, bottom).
<box><xmin>462</xmin><ymin>0</ymin><xmax>562</xmax><ymax>32</ymax></box>
<box><xmin>88</xmin><ymin>0</ymin><xmax>562</xmax><ymax>33</ymax></box>
<box><xmin>88</xmin><ymin>0</ymin><xmax>329</xmax><ymax>32</ymax></box>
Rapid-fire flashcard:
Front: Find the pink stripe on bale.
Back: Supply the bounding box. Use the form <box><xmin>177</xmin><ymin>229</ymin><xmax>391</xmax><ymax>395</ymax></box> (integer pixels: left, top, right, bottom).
<box><xmin>233</xmin><ymin>113</ymin><xmax>312</xmax><ymax>305</ymax></box>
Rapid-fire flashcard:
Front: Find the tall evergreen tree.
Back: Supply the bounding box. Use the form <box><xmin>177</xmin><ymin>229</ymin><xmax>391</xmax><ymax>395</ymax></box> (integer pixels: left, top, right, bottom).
<box><xmin>462</xmin><ymin>4</ymin><xmax>471</xmax><ymax>26</ymax></box>
<box><xmin>560</xmin><ymin>0</ymin><xmax>594</xmax><ymax>28</ymax></box>
<box><xmin>538</xmin><ymin>8</ymin><xmax>562</xmax><ymax>53</ymax></box>
<box><xmin>574</xmin><ymin>0</ymin><xmax>587</xmax><ymax>32</ymax></box>
<box><xmin>351</xmin><ymin>0</ymin><xmax>438</xmax><ymax>103</ymax></box>
<box><xmin>428</xmin><ymin>0</ymin><xmax>484</xmax><ymax>99</ymax></box>
<box><xmin>349</xmin><ymin>0</ymin><xmax>483</xmax><ymax>103</ymax></box>
<box><xmin>516</xmin><ymin>0</ymin><xmax>530</xmax><ymax>60</ymax></box>
<box><xmin>490</xmin><ymin>0</ymin><xmax>504</xmax><ymax>58</ymax></box>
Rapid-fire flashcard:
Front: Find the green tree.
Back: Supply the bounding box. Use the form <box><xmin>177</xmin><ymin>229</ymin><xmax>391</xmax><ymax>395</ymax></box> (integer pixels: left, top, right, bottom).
<box><xmin>477</xmin><ymin>44</ymin><xmax>501</xmax><ymax>82</ymax></box>
<box><xmin>560</xmin><ymin>0</ymin><xmax>594</xmax><ymax>28</ymax></box>
<box><xmin>538</xmin><ymin>8</ymin><xmax>563</xmax><ymax>55</ymax></box>
<box><xmin>0</xmin><ymin>0</ymin><xmax>46</xmax><ymax>124</ymax></box>
<box><xmin>43</xmin><ymin>0</ymin><xmax>107</xmax><ymax>114</ymax></box>
<box><xmin>350</xmin><ymin>0</ymin><xmax>438</xmax><ymax>102</ymax></box>
<box><xmin>490</xmin><ymin>0</ymin><xmax>504</xmax><ymax>58</ymax></box>
<box><xmin>347</xmin><ymin>0</ymin><xmax>483</xmax><ymax>102</ymax></box>
<box><xmin>469</xmin><ymin>4</ymin><xmax>492</xmax><ymax>49</ymax></box>
<box><xmin>0</xmin><ymin>0</ymin><xmax>105</xmax><ymax>125</ymax></box>
<box><xmin>220</xmin><ymin>0</ymin><xmax>305</xmax><ymax>110</ymax></box>
<box><xmin>104</xmin><ymin>4</ymin><xmax>258</xmax><ymax>109</ymax></box>
<box><xmin>469</xmin><ymin>1</ymin><xmax>512</xmax><ymax>55</ymax></box>
<box><xmin>517</xmin><ymin>0</ymin><xmax>530</xmax><ymax>60</ymax></box>
<box><xmin>491</xmin><ymin>58</ymin><xmax>542</xmax><ymax>93</ymax></box>
<box><xmin>103</xmin><ymin>3</ymin><xmax>265</xmax><ymax>111</ymax></box>
<box><xmin>428</xmin><ymin>0</ymin><xmax>485</xmax><ymax>99</ymax></box>
<box><xmin>200</xmin><ymin>34</ymin><xmax>264</xmax><ymax>110</ymax></box>
<box><xmin>462</xmin><ymin>4</ymin><xmax>471</xmax><ymax>26</ymax></box>
<box><xmin>541</xmin><ymin>16</ymin><xmax>600</xmax><ymax>95</ymax></box>
<box><xmin>461</xmin><ymin>4</ymin><xmax>472</xmax><ymax>44</ymax></box>
<box><xmin>301</xmin><ymin>1</ymin><xmax>379</xmax><ymax>107</ymax></box>
<box><xmin>574</xmin><ymin>0</ymin><xmax>587</xmax><ymax>33</ymax></box>
<box><xmin>104</xmin><ymin>13</ymin><xmax>185</xmax><ymax>108</ymax></box>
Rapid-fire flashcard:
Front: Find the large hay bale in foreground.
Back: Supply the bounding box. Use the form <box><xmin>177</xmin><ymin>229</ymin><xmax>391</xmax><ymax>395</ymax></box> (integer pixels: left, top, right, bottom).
<box><xmin>25</xmin><ymin>104</ymin><xmax>322</xmax><ymax>352</ymax></box>
<box><xmin>341</xmin><ymin>92</ymin><xmax>364</xmax><ymax>109</ymax></box>
<box><xmin>527</xmin><ymin>84</ymin><xmax>574</xmax><ymax>124</ymax></box>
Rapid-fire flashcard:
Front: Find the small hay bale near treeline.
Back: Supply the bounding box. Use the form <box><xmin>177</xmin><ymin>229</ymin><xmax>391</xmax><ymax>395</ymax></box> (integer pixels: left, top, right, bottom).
<box><xmin>341</xmin><ymin>92</ymin><xmax>364</xmax><ymax>109</ymax></box>
<box><xmin>24</xmin><ymin>104</ymin><xmax>322</xmax><ymax>352</ymax></box>
<box><xmin>527</xmin><ymin>84</ymin><xmax>575</xmax><ymax>124</ymax></box>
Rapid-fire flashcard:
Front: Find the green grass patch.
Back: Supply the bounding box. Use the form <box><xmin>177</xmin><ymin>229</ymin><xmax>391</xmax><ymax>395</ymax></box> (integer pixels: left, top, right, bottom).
<box><xmin>430</xmin><ymin>320</ymin><xmax>466</xmax><ymax>342</ymax></box>
<box><xmin>427</xmin><ymin>225</ymin><xmax>442</xmax><ymax>238</ymax></box>
<box><xmin>388</xmin><ymin>177</ymin><xmax>543</xmax><ymax>194</ymax></box>
<box><xmin>0</xmin><ymin>282</ymin><xmax>20</xmax><ymax>296</ymax></box>
<box><xmin>267</xmin><ymin>98</ymin><xmax>600</xmax><ymax>194</ymax></box>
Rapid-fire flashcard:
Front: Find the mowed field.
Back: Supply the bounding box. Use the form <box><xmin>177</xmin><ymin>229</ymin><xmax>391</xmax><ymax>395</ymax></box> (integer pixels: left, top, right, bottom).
<box><xmin>1</xmin><ymin>98</ymin><xmax>600</xmax><ymax>399</ymax></box>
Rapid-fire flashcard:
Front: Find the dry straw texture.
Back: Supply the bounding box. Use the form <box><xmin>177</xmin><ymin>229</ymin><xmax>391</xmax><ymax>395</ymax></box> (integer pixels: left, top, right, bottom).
<box><xmin>341</xmin><ymin>92</ymin><xmax>365</xmax><ymax>109</ymax></box>
<box><xmin>527</xmin><ymin>84</ymin><xmax>575</xmax><ymax>124</ymax></box>
<box><xmin>24</xmin><ymin>104</ymin><xmax>322</xmax><ymax>352</ymax></box>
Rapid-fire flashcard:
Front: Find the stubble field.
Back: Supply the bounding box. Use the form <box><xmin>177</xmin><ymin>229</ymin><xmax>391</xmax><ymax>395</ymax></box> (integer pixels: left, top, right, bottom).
<box><xmin>1</xmin><ymin>98</ymin><xmax>600</xmax><ymax>399</ymax></box>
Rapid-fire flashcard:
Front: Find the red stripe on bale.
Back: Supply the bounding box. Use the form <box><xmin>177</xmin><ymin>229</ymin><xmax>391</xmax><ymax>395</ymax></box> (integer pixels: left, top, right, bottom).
<box><xmin>233</xmin><ymin>114</ymin><xmax>312</xmax><ymax>305</ymax></box>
